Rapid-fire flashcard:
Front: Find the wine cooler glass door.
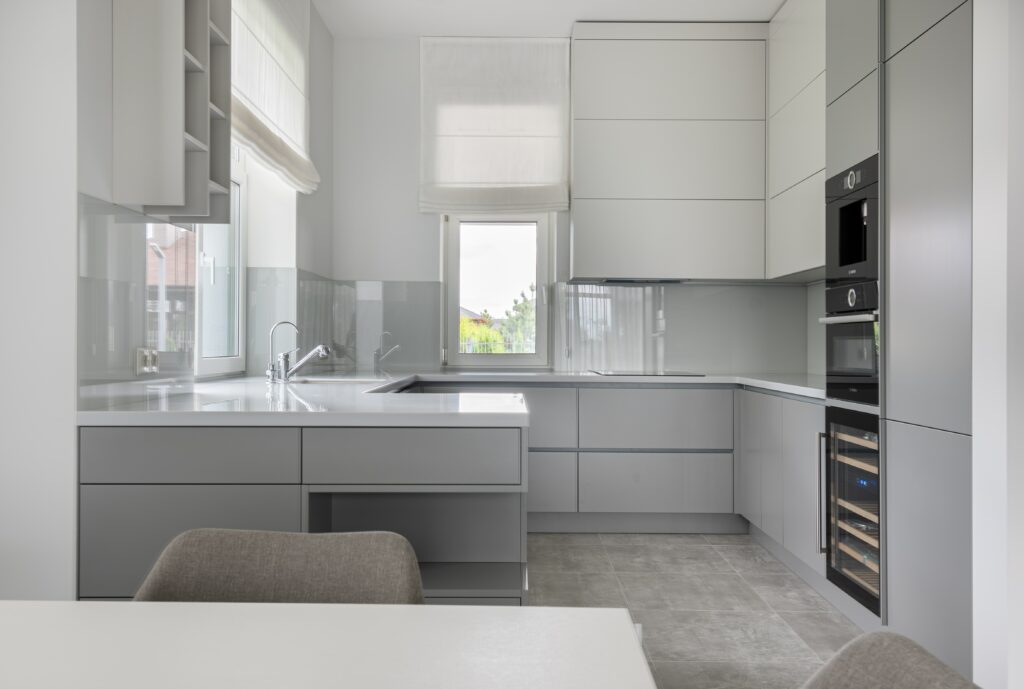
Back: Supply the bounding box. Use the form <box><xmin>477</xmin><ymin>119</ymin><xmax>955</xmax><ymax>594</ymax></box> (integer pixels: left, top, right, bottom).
<box><xmin>827</xmin><ymin>407</ymin><xmax>881</xmax><ymax>615</ymax></box>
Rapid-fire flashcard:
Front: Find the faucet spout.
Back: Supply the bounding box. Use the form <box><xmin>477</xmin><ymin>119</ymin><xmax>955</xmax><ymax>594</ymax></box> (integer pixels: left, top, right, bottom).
<box><xmin>286</xmin><ymin>344</ymin><xmax>332</xmax><ymax>379</ymax></box>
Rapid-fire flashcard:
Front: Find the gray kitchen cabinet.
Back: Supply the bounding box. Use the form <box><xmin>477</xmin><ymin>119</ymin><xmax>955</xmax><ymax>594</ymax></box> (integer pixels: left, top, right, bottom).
<box><xmin>826</xmin><ymin>0</ymin><xmax>879</xmax><ymax>104</ymax></box>
<box><xmin>885</xmin><ymin>420</ymin><xmax>972</xmax><ymax>677</ymax></box>
<box><xmin>302</xmin><ymin>428</ymin><xmax>522</xmax><ymax>485</ymax></box>
<box><xmin>884</xmin><ymin>0</ymin><xmax>966</xmax><ymax>60</ymax></box>
<box><xmin>80</xmin><ymin>427</ymin><xmax>300</xmax><ymax>484</ymax></box>
<box><xmin>419</xmin><ymin>385</ymin><xmax>577</xmax><ymax>449</ymax></box>
<box><xmin>826</xmin><ymin>70</ymin><xmax>878</xmax><ymax>177</ymax></box>
<box><xmin>781</xmin><ymin>398</ymin><xmax>826</xmax><ymax>574</ymax></box>
<box><xmin>527</xmin><ymin>453</ymin><xmax>577</xmax><ymax>512</ymax></box>
<box><xmin>578</xmin><ymin>452</ymin><xmax>733</xmax><ymax>513</ymax></box>
<box><xmin>885</xmin><ymin>2</ymin><xmax>972</xmax><ymax>435</ymax></box>
<box><xmin>79</xmin><ymin>484</ymin><xmax>301</xmax><ymax>598</ymax></box>
<box><xmin>578</xmin><ymin>388</ymin><xmax>734</xmax><ymax>450</ymax></box>
<box><xmin>737</xmin><ymin>390</ymin><xmax>783</xmax><ymax>530</ymax></box>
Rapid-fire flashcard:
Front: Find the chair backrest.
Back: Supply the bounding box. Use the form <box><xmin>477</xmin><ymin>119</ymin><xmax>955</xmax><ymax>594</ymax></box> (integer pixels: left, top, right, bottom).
<box><xmin>135</xmin><ymin>529</ymin><xmax>424</xmax><ymax>604</ymax></box>
<box><xmin>801</xmin><ymin>631</ymin><xmax>977</xmax><ymax>689</ymax></box>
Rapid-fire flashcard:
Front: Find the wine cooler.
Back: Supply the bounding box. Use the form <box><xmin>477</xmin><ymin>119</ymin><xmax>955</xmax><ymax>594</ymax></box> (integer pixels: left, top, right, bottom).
<box><xmin>826</xmin><ymin>406</ymin><xmax>882</xmax><ymax>616</ymax></box>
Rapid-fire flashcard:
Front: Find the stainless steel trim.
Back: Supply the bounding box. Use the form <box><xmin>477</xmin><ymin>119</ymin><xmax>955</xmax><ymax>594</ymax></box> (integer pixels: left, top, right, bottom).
<box><xmin>818</xmin><ymin>431</ymin><xmax>828</xmax><ymax>554</ymax></box>
<box><xmin>817</xmin><ymin>312</ymin><xmax>879</xmax><ymax>325</ymax></box>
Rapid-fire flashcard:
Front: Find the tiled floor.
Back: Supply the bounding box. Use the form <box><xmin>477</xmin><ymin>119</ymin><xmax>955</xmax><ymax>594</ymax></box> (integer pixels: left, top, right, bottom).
<box><xmin>527</xmin><ymin>533</ymin><xmax>861</xmax><ymax>689</ymax></box>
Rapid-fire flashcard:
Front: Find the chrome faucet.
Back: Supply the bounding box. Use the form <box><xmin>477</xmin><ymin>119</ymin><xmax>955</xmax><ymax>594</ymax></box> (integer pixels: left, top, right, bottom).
<box><xmin>267</xmin><ymin>320</ymin><xmax>331</xmax><ymax>383</ymax></box>
<box><xmin>373</xmin><ymin>331</ymin><xmax>401</xmax><ymax>377</ymax></box>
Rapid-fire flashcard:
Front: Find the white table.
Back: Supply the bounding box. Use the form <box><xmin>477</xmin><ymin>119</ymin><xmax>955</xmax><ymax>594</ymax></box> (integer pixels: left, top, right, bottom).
<box><xmin>0</xmin><ymin>601</ymin><xmax>656</xmax><ymax>689</ymax></box>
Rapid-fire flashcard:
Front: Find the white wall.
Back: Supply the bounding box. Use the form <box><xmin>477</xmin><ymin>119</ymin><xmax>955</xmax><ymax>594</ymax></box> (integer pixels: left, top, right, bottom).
<box><xmin>246</xmin><ymin>154</ymin><xmax>298</xmax><ymax>269</ymax></box>
<box><xmin>0</xmin><ymin>0</ymin><xmax>78</xmax><ymax>599</ymax></box>
<box><xmin>297</xmin><ymin>4</ymin><xmax>335</xmax><ymax>279</ymax></box>
<box><xmin>972</xmin><ymin>0</ymin><xmax>1024</xmax><ymax>685</ymax></box>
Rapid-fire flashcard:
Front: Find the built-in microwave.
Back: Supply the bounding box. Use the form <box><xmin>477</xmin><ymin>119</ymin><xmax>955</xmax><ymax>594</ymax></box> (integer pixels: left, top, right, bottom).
<box><xmin>826</xmin><ymin>155</ymin><xmax>879</xmax><ymax>285</ymax></box>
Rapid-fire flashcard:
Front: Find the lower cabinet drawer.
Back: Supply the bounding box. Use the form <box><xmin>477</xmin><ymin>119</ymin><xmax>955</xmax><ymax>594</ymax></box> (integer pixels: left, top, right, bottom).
<box><xmin>303</xmin><ymin>428</ymin><xmax>521</xmax><ymax>485</ymax></box>
<box><xmin>578</xmin><ymin>452</ymin><xmax>734</xmax><ymax>513</ymax></box>
<box><xmin>527</xmin><ymin>452</ymin><xmax>577</xmax><ymax>512</ymax></box>
<box><xmin>79</xmin><ymin>485</ymin><xmax>301</xmax><ymax>598</ymax></box>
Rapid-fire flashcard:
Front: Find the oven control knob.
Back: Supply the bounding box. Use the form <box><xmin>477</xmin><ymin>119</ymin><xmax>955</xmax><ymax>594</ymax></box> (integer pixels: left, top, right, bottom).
<box><xmin>847</xmin><ymin>288</ymin><xmax>858</xmax><ymax>308</ymax></box>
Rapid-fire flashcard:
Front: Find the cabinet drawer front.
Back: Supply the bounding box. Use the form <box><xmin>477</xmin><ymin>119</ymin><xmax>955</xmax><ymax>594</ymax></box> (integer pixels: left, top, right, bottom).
<box><xmin>527</xmin><ymin>453</ymin><xmax>577</xmax><ymax>513</ymax></box>
<box><xmin>79</xmin><ymin>484</ymin><xmax>301</xmax><ymax>598</ymax></box>
<box><xmin>420</xmin><ymin>386</ymin><xmax>577</xmax><ymax>448</ymax></box>
<box><xmin>425</xmin><ymin>597</ymin><xmax>521</xmax><ymax>606</ymax></box>
<box><xmin>80</xmin><ymin>427</ymin><xmax>300</xmax><ymax>484</ymax></box>
<box><xmin>574</xmin><ymin>120</ymin><xmax>765</xmax><ymax>200</ymax></box>
<box><xmin>579</xmin><ymin>452</ymin><xmax>734</xmax><ymax>513</ymax></box>
<box><xmin>573</xmin><ymin>39</ymin><xmax>765</xmax><ymax>120</ymax></box>
<box><xmin>303</xmin><ymin>428</ymin><xmax>521</xmax><ymax>485</ymax></box>
<box><xmin>579</xmin><ymin>388</ymin><xmax>734</xmax><ymax>449</ymax></box>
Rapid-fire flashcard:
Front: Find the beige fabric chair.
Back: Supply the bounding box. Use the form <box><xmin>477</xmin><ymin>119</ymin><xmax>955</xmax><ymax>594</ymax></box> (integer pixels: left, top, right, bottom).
<box><xmin>135</xmin><ymin>529</ymin><xmax>424</xmax><ymax>604</ymax></box>
<box><xmin>801</xmin><ymin>631</ymin><xmax>977</xmax><ymax>689</ymax></box>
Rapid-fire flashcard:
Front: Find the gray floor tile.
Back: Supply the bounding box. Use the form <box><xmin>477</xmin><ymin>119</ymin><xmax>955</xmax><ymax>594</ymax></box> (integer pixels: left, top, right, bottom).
<box><xmin>526</xmin><ymin>543</ymin><xmax>612</xmax><ymax>573</ymax></box>
<box><xmin>778</xmin><ymin>611</ymin><xmax>861</xmax><ymax>660</ymax></box>
<box><xmin>528</xmin><ymin>533</ymin><xmax>603</xmax><ymax>547</ymax></box>
<box><xmin>619</xmin><ymin>572</ymin><xmax>769</xmax><ymax>612</ymax></box>
<box><xmin>605</xmin><ymin>544</ymin><xmax>733</xmax><ymax>574</ymax></box>
<box><xmin>741</xmin><ymin>573</ymin><xmax>833</xmax><ymax>612</ymax></box>
<box><xmin>702</xmin><ymin>534</ymin><xmax>754</xmax><ymax>545</ymax></box>
<box><xmin>713</xmin><ymin>545</ymin><xmax>790</xmax><ymax>574</ymax></box>
<box><xmin>632</xmin><ymin>610</ymin><xmax>820</xmax><ymax>662</ymax></box>
<box><xmin>527</xmin><ymin>572</ymin><xmax>627</xmax><ymax>608</ymax></box>
<box><xmin>652</xmin><ymin>660</ymin><xmax>822</xmax><ymax>689</ymax></box>
<box><xmin>599</xmin><ymin>533</ymin><xmax>709</xmax><ymax>546</ymax></box>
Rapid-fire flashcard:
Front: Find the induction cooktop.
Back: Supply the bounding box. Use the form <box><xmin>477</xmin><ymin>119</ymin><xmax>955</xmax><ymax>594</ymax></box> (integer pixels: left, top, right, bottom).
<box><xmin>589</xmin><ymin>370</ymin><xmax>705</xmax><ymax>377</ymax></box>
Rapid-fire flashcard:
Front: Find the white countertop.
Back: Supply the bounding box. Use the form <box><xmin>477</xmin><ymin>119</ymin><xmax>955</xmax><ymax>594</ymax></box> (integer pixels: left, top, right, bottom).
<box><xmin>0</xmin><ymin>600</ymin><xmax>656</xmax><ymax>689</ymax></box>
<box><xmin>77</xmin><ymin>371</ymin><xmax>824</xmax><ymax>427</ymax></box>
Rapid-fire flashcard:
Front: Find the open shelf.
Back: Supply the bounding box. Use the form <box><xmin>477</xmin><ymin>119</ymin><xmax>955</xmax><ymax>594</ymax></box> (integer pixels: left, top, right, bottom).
<box><xmin>184</xmin><ymin>131</ymin><xmax>208</xmax><ymax>152</ymax></box>
<box><xmin>208</xmin><ymin>179</ymin><xmax>229</xmax><ymax>195</ymax></box>
<box><xmin>209</xmin><ymin>101</ymin><xmax>226</xmax><ymax>120</ymax></box>
<box><xmin>184</xmin><ymin>49</ymin><xmax>205</xmax><ymax>73</ymax></box>
<box><xmin>209</xmin><ymin>19</ymin><xmax>230</xmax><ymax>45</ymax></box>
<box><xmin>835</xmin><ymin>431</ymin><xmax>879</xmax><ymax>451</ymax></box>
<box><xmin>419</xmin><ymin>563</ymin><xmax>526</xmax><ymax>599</ymax></box>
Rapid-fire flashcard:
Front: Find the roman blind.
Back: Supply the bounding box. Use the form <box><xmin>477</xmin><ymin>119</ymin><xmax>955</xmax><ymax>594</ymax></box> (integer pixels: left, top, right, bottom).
<box><xmin>419</xmin><ymin>37</ymin><xmax>570</xmax><ymax>213</ymax></box>
<box><xmin>232</xmin><ymin>0</ymin><xmax>320</xmax><ymax>193</ymax></box>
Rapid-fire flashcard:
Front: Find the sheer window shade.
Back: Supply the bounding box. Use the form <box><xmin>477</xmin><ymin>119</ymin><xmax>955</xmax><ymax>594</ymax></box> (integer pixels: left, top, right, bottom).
<box><xmin>420</xmin><ymin>38</ymin><xmax>570</xmax><ymax>213</ymax></box>
<box><xmin>232</xmin><ymin>0</ymin><xmax>320</xmax><ymax>193</ymax></box>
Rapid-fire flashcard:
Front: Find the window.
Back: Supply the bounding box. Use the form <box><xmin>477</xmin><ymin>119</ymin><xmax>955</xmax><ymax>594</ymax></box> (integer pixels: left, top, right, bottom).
<box><xmin>444</xmin><ymin>213</ymin><xmax>551</xmax><ymax>367</ymax></box>
<box><xmin>194</xmin><ymin>181</ymin><xmax>246</xmax><ymax>376</ymax></box>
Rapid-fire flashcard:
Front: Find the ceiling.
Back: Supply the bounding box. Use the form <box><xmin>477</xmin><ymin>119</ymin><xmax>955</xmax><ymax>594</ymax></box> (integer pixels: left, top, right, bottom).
<box><xmin>311</xmin><ymin>0</ymin><xmax>786</xmax><ymax>38</ymax></box>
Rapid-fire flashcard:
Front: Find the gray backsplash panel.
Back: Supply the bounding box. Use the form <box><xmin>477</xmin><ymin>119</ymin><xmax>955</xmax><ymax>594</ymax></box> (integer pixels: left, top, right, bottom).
<box><xmin>247</xmin><ymin>267</ymin><xmax>298</xmax><ymax>377</ymax></box>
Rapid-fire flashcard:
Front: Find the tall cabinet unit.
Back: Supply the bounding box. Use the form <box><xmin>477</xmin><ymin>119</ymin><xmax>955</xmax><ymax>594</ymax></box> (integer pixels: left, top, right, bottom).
<box><xmin>112</xmin><ymin>0</ymin><xmax>231</xmax><ymax>222</ymax></box>
<box><xmin>570</xmin><ymin>23</ymin><xmax>767</xmax><ymax>281</ymax></box>
<box><xmin>882</xmin><ymin>1</ymin><xmax>973</xmax><ymax>677</ymax></box>
<box><xmin>766</xmin><ymin>0</ymin><xmax>827</xmax><ymax>279</ymax></box>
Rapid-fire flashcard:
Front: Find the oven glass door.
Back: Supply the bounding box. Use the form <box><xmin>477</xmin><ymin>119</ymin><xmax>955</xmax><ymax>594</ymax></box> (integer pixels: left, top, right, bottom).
<box><xmin>826</xmin><ymin>407</ymin><xmax>881</xmax><ymax>615</ymax></box>
<box><xmin>826</xmin><ymin>320</ymin><xmax>879</xmax><ymax>405</ymax></box>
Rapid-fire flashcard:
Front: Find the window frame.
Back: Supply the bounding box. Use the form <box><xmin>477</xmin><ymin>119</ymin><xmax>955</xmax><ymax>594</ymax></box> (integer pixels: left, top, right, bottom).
<box><xmin>194</xmin><ymin>177</ymin><xmax>247</xmax><ymax>378</ymax></box>
<box><xmin>442</xmin><ymin>211</ymin><xmax>553</xmax><ymax>368</ymax></box>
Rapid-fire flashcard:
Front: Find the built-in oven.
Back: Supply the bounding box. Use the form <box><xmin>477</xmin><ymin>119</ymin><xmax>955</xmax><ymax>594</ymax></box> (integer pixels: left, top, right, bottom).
<box><xmin>824</xmin><ymin>154</ymin><xmax>881</xmax><ymax>407</ymax></box>
<box><xmin>826</xmin><ymin>155</ymin><xmax>879</xmax><ymax>285</ymax></box>
<box><xmin>825</xmin><ymin>405</ymin><xmax>882</xmax><ymax>616</ymax></box>
<box><xmin>822</xmin><ymin>282</ymin><xmax>879</xmax><ymax>406</ymax></box>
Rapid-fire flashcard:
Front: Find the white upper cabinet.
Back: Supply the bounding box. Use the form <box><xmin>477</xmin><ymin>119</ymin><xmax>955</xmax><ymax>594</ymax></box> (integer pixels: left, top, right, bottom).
<box><xmin>826</xmin><ymin>0</ymin><xmax>879</xmax><ymax>104</ymax></box>
<box><xmin>570</xmin><ymin>23</ymin><xmax>768</xmax><ymax>281</ymax></box>
<box><xmin>768</xmin><ymin>0</ymin><xmax>826</xmax><ymax>116</ymax></box>
<box><xmin>767</xmin><ymin>72</ymin><xmax>825</xmax><ymax>198</ymax></box>
<box><xmin>765</xmin><ymin>0</ymin><xmax>826</xmax><ymax>279</ymax></box>
<box><xmin>573</xmin><ymin>40</ymin><xmax>765</xmax><ymax>120</ymax></box>
<box><xmin>573</xmin><ymin>120</ymin><xmax>765</xmax><ymax>201</ymax></box>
